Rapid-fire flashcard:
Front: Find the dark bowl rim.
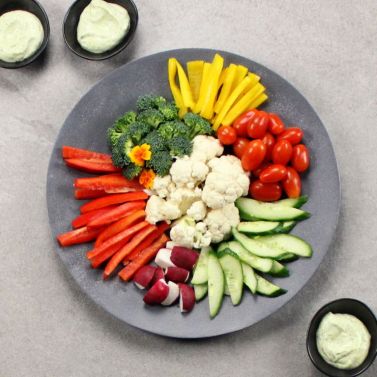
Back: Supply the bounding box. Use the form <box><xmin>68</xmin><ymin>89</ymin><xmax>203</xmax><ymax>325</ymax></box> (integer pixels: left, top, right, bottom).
<box><xmin>306</xmin><ymin>298</ymin><xmax>377</xmax><ymax>377</ymax></box>
<box><xmin>62</xmin><ymin>0</ymin><xmax>138</xmax><ymax>61</ymax></box>
<box><xmin>0</xmin><ymin>0</ymin><xmax>50</xmax><ymax>69</ymax></box>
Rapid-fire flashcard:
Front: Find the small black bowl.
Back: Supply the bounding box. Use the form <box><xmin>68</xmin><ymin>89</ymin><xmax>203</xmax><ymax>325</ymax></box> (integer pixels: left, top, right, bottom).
<box><xmin>0</xmin><ymin>0</ymin><xmax>50</xmax><ymax>69</ymax></box>
<box><xmin>63</xmin><ymin>0</ymin><xmax>138</xmax><ymax>61</ymax></box>
<box><xmin>307</xmin><ymin>298</ymin><xmax>377</xmax><ymax>377</ymax></box>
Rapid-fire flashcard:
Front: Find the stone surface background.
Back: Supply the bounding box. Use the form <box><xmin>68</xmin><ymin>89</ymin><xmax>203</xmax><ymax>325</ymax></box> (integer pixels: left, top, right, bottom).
<box><xmin>1</xmin><ymin>1</ymin><xmax>376</xmax><ymax>376</ymax></box>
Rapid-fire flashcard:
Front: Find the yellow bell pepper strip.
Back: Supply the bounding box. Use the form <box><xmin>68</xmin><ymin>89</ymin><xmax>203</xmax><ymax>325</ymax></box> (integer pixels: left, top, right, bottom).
<box><xmin>217</xmin><ymin>67</ymin><xmax>228</xmax><ymax>91</ymax></box>
<box><xmin>222</xmin><ymin>83</ymin><xmax>265</xmax><ymax>126</ymax></box>
<box><xmin>200</xmin><ymin>53</ymin><xmax>224</xmax><ymax>119</ymax></box>
<box><xmin>168</xmin><ymin>58</ymin><xmax>187</xmax><ymax>118</ymax></box>
<box><xmin>175</xmin><ymin>60</ymin><xmax>195</xmax><ymax>109</ymax></box>
<box><xmin>213</xmin><ymin>75</ymin><xmax>252</xmax><ymax>130</ymax></box>
<box><xmin>214</xmin><ymin>63</ymin><xmax>237</xmax><ymax>113</ymax></box>
<box><xmin>187</xmin><ymin>60</ymin><xmax>204</xmax><ymax>102</ymax></box>
<box><xmin>231</xmin><ymin>65</ymin><xmax>248</xmax><ymax>92</ymax></box>
<box><xmin>232</xmin><ymin>73</ymin><xmax>262</xmax><ymax>109</ymax></box>
<box><xmin>193</xmin><ymin>62</ymin><xmax>211</xmax><ymax>113</ymax></box>
<box><xmin>249</xmin><ymin>92</ymin><xmax>268</xmax><ymax>109</ymax></box>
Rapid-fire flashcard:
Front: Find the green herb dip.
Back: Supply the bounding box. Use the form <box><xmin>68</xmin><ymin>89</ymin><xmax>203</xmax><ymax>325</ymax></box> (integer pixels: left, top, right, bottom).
<box><xmin>316</xmin><ymin>312</ymin><xmax>371</xmax><ymax>369</ymax></box>
<box><xmin>0</xmin><ymin>10</ymin><xmax>44</xmax><ymax>63</ymax></box>
<box><xmin>77</xmin><ymin>0</ymin><xmax>130</xmax><ymax>54</ymax></box>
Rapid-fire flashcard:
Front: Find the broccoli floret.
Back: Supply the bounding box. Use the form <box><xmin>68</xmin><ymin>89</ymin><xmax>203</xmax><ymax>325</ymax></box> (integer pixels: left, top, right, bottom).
<box><xmin>158</xmin><ymin>120</ymin><xmax>190</xmax><ymax>140</ymax></box>
<box><xmin>136</xmin><ymin>95</ymin><xmax>167</xmax><ymax>112</ymax></box>
<box><xmin>107</xmin><ymin>127</ymin><xmax>122</xmax><ymax>149</ymax></box>
<box><xmin>168</xmin><ymin>136</ymin><xmax>193</xmax><ymax>157</ymax></box>
<box><xmin>126</xmin><ymin>122</ymin><xmax>153</xmax><ymax>143</ymax></box>
<box><xmin>122</xmin><ymin>164</ymin><xmax>142</xmax><ymax>180</ymax></box>
<box><xmin>158</xmin><ymin>102</ymin><xmax>179</xmax><ymax>121</ymax></box>
<box><xmin>142</xmin><ymin>130</ymin><xmax>168</xmax><ymax>152</ymax></box>
<box><xmin>111</xmin><ymin>133</ymin><xmax>134</xmax><ymax>167</ymax></box>
<box><xmin>114</xmin><ymin>111</ymin><xmax>137</xmax><ymax>132</ymax></box>
<box><xmin>137</xmin><ymin>109</ymin><xmax>165</xmax><ymax>128</ymax></box>
<box><xmin>146</xmin><ymin>150</ymin><xmax>173</xmax><ymax>176</ymax></box>
<box><xmin>183</xmin><ymin>112</ymin><xmax>213</xmax><ymax>139</ymax></box>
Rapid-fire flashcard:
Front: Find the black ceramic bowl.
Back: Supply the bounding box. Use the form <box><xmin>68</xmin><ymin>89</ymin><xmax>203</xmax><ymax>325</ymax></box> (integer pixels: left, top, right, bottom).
<box><xmin>307</xmin><ymin>298</ymin><xmax>377</xmax><ymax>376</ymax></box>
<box><xmin>63</xmin><ymin>0</ymin><xmax>138</xmax><ymax>61</ymax></box>
<box><xmin>0</xmin><ymin>0</ymin><xmax>50</xmax><ymax>69</ymax></box>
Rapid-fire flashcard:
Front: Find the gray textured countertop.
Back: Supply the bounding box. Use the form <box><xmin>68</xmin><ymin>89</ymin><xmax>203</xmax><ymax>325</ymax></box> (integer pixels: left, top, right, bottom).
<box><xmin>1</xmin><ymin>1</ymin><xmax>377</xmax><ymax>376</ymax></box>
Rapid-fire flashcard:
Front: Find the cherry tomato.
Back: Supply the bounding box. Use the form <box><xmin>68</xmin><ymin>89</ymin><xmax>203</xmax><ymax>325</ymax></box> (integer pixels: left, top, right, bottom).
<box><xmin>259</xmin><ymin>164</ymin><xmax>288</xmax><ymax>183</ymax></box>
<box><xmin>233</xmin><ymin>109</ymin><xmax>258</xmax><ymax>137</ymax></box>
<box><xmin>278</xmin><ymin>127</ymin><xmax>303</xmax><ymax>145</ymax></box>
<box><xmin>233</xmin><ymin>137</ymin><xmax>249</xmax><ymax>159</ymax></box>
<box><xmin>217</xmin><ymin>126</ymin><xmax>237</xmax><ymax>145</ymax></box>
<box><xmin>252</xmin><ymin>161</ymin><xmax>270</xmax><ymax>178</ymax></box>
<box><xmin>283</xmin><ymin>167</ymin><xmax>301</xmax><ymax>198</ymax></box>
<box><xmin>247</xmin><ymin>111</ymin><xmax>269</xmax><ymax>139</ymax></box>
<box><xmin>291</xmin><ymin>144</ymin><xmax>310</xmax><ymax>172</ymax></box>
<box><xmin>268</xmin><ymin>113</ymin><xmax>285</xmax><ymax>135</ymax></box>
<box><xmin>249</xmin><ymin>180</ymin><xmax>282</xmax><ymax>201</ymax></box>
<box><xmin>262</xmin><ymin>132</ymin><xmax>275</xmax><ymax>161</ymax></box>
<box><xmin>272</xmin><ymin>139</ymin><xmax>293</xmax><ymax>165</ymax></box>
<box><xmin>241</xmin><ymin>140</ymin><xmax>266</xmax><ymax>171</ymax></box>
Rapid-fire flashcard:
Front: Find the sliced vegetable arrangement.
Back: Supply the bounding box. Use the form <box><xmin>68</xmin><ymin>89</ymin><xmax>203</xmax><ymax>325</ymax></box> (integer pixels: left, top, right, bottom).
<box><xmin>56</xmin><ymin>52</ymin><xmax>314</xmax><ymax>319</ymax></box>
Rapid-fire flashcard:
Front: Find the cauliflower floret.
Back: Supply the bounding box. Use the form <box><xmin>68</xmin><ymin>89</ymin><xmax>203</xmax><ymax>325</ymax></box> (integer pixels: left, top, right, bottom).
<box><xmin>169</xmin><ymin>156</ymin><xmax>209</xmax><ymax>188</ymax></box>
<box><xmin>169</xmin><ymin>187</ymin><xmax>202</xmax><ymax>213</ymax></box>
<box><xmin>187</xmin><ymin>200</ymin><xmax>207</xmax><ymax>221</ymax></box>
<box><xmin>191</xmin><ymin>135</ymin><xmax>224</xmax><ymax>162</ymax></box>
<box><xmin>202</xmin><ymin>155</ymin><xmax>250</xmax><ymax>208</ymax></box>
<box><xmin>193</xmin><ymin>222</ymin><xmax>212</xmax><ymax>248</ymax></box>
<box><xmin>152</xmin><ymin>175</ymin><xmax>172</xmax><ymax>199</ymax></box>
<box><xmin>145</xmin><ymin>195</ymin><xmax>182</xmax><ymax>224</ymax></box>
<box><xmin>204</xmin><ymin>203</ymin><xmax>240</xmax><ymax>243</ymax></box>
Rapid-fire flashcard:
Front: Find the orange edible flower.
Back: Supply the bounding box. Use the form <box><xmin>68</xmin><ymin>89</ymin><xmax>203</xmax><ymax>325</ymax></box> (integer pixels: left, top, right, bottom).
<box><xmin>139</xmin><ymin>169</ymin><xmax>156</xmax><ymax>189</ymax></box>
<box><xmin>128</xmin><ymin>144</ymin><xmax>151</xmax><ymax>166</ymax></box>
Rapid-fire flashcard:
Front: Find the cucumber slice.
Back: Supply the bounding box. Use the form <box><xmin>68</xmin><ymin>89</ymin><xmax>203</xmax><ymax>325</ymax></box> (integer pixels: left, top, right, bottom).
<box><xmin>276</xmin><ymin>252</ymin><xmax>299</xmax><ymax>262</ymax></box>
<box><xmin>237</xmin><ymin>221</ymin><xmax>280</xmax><ymax>235</ymax></box>
<box><xmin>191</xmin><ymin>247</ymin><xmax>211</xmax><ymax>284</ymax></box>
<box><xmin>275</xmin><ymin>196</ymin><xmax>308</xmax><ymax>208</ymax></box>
<box><xmin>236</xmin><ymin>198</ymin><xmax>310</xmax><ymax>221</ymax></box>
<box><xmin>218</xmin><ymin>251</ymin><xmax>243</xmax><ymax>305</ymax></box>
<box><xmin>207</xmin><ymin>252</ymin><xmax>225</xmax><ymax>318</ymax></box>
<box><xmin>224</xmin><ymin>241</ymin><xmax>274</xmax><ymax>273</ymax></box>
<box><xmin>274</xmin><ymin>221</ymin><xmax>296</xmax><ymax>234</ymax></box>
<box><xmin>232</xmin><ymin>228</ymin><xmax>291</xmax><ymax>259</ymax></box>
<box><xmin>224</xmin><ymin>279</ymin><xmax>230</xmax><ymax>296</ymax></box>
<box><xmin>241</xmin><ymin>263</ymin><xmax>257</xmax><ymax>294</ymax></box>
<box><xmin>269</xmin><ymin>260</ymin><xmax>289</xmax><ymax>277</ymax></box>
<box><xmin>194</xmin><ymin>284</ymin><xmax>208</xmax><ymax>301</ymax></box>
<box><xmin>257</xmin><ymin>234</ymin><xmax>313</xmax><ymax>258</ymax></box>
<box><xmin>256</xmin><ymin>274</ymin><xmax>286</xmax><ymax>297</ymax></box>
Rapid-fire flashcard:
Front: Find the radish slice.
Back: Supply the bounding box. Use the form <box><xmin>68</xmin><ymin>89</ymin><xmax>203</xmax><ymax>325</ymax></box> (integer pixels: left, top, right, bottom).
<box><xmin>161</xmin><ymin>281</ymin><xmax>180</xmax><ymax>306</ymax></box>
<box><xmin>171</xmin><ymin>247</ymin><xmax>199</xmax><ymax>270</ymax></box>
<box><xmin>179</xmin><ymin>284</ymin><xmax>195</xmax><ymax>313</ymax></box>
<box><xmin>143</xmin><ymin>279</ymin><xmax>169</xmax><ymax>305</ymax></box>
<box><xmin>155</xmin><ymin>248</ymin><xmax>176</xmax><ymax>268</ymax></box>
<box><xmin>151</xmin><ymin>267</ymin><xmax>164</xmax><ymax>285</ymax></box>
<box><xmin>133</xmin><ymin>265</ymin><xmax>156</xmax><ymax>289</ymax></box>
<box><xmin>164</xmin><ymin>267</ymin><xmax>190</xmax><ymax>283</ymax></box>
<box><xmin>166</xmin><ymin>241</ymin><xmax>179</xmax><ymax>250</ymax></box>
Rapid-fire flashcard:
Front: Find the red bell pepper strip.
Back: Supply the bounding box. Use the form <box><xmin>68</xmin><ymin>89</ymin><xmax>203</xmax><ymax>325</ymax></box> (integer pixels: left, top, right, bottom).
<box><xmin>86</xmin><ymin>221</ymin><xmax>149</xmax><ymax>260</ymax></box>
<box><xmin>87</xmin><ymin>201</ymin><xmax>146</xmax><ymax>228</ymax></box>
<box><xmin>95</xmin><ymin>209</ymin><xmax>146</xmax><ymax>247</ymax></box>
<box><xmin>118</xmin><ymin>234</ymin><xmax>169</xmax><ymax>281</ymax></box>
<box><xmin>74</xmin><ymin>189</ymin><xmax>109</xmax><ymax>200</ymax></box>
<box><xmin>57</xmin><ymin>226</ymin><xmax>102</xmax><ymax>247</ymax></box>
<box><xmin>71</xmin><ymin>206</ymin><xmax>116</xmax><ymax>229</ymax></box>
<box><xmin>90</xmin><ymin>240</ymin><xmax>130</xmax><ymax>269</ymax></box>
<box><xmin>74</xmin><ymin>173</ymin><xmax>143</xmax><ymax>191</ymax></box>
<box><xmin>123</xmin><ymin>222</ymin><xmax>169</xmax><ymax>264</ymax></box>
<box><xmin>64</xmin><ymin>159</ymin><xmax>121</xmax><ymax>174</ymax></box>
<box><xmin>103</xmin><ymin>225</ymin><xmax>157</xmax><ymax>279</ymax></box>
<box><xmin>62</xmin><ymin>146</ymin><xmax>112</xmax><ymax>161</ymax></box>
<box><xmin>80</xmin><ymin>192</ymin><xmax>148</xmax><ymax>214</ymax></box>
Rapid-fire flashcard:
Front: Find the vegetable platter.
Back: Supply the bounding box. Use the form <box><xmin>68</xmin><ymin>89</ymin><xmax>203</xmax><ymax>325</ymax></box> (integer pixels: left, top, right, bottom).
<box><xmin>47</xmin><ymin>49</ymin><xmax>340</xmax><ymax>338</ymax></box>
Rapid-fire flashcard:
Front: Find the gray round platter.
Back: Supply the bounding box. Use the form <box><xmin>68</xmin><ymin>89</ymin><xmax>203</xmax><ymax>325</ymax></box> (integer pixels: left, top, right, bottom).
<box><xmin>47</xmin><ymin>48</ymin><xmax>340</xmax><ymax>338</ymax></box>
